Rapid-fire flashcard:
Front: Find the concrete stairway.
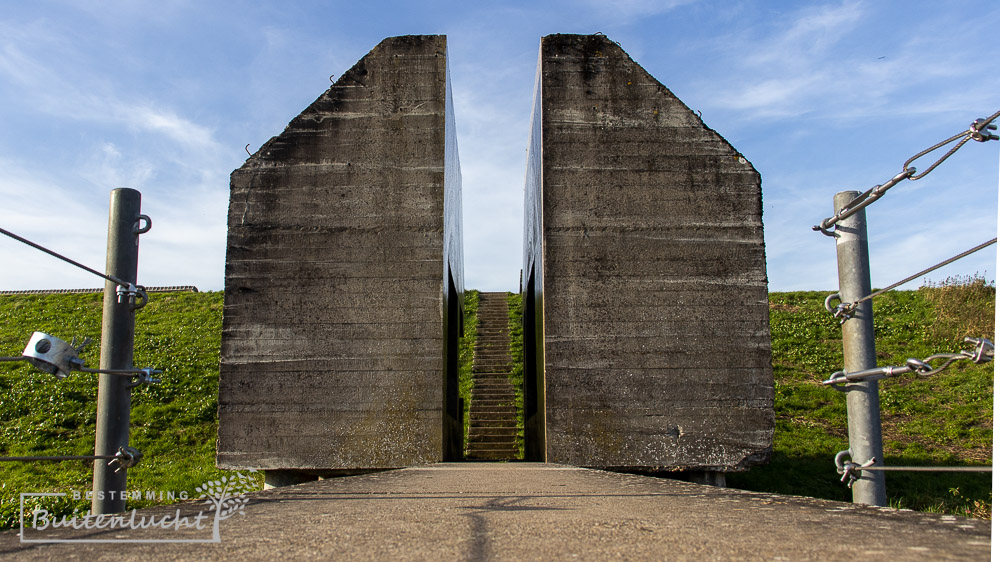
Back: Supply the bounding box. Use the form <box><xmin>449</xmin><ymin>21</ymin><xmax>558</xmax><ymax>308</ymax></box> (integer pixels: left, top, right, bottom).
<box><xmin>466</xmin><ymin>292</ymin><xmax>519</xmax><ymax>460</ymax></box>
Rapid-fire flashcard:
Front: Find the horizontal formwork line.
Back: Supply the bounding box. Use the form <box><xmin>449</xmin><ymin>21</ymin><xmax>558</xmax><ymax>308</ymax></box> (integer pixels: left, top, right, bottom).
<box><xmin>227</xmin><ymin>223</ymin><xmax>444</xmax><ymax>232</ymax></box>
<box><xmin>542</xmin><ymin>302</ymin><xmax>768</xmax><ymax>310</ymax></box>
<box><xmin>226</xmin><ymin>258</ymin><xmax>442</xmax><ymax>265</ymax></box>
<box><xmin>542</xmin><ymin>222</ymin><xmax>760</xmax><ymax>230</ymax></box>
<box><xmin>222</xmin><ymin>357</ymin><xmax>440</xmax><ymax>364</ymax></box>
<box><xmin>218</xmin><ymin>405</ymin><xmax>445</xmax><ymax>413</ymax></box>
<box><xmin>232</xmin><ymin>178</ymin><xmax>443</xmax><ymax>188</ymax></box>
<box><xmin>539</xmin><ymin>366</ymin><xmax>770</xmax><ymax>373</ymax></box>
<box><xmin>222</xmin><ymin>322</ymin><xmax>443</xmax><ymax>328</ymax></box>
<box><xmin>225</xmin><ymin>275</ymin><xmax>442</xmax><ymax>282</ymax></box>
<box><xmin>544</xmin><ymin>236</ymin><xmax>762</xmax><ymax>245</ymax></box>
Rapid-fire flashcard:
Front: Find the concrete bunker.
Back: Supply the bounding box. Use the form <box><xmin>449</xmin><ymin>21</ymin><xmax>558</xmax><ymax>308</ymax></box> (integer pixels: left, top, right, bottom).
<box><xmin>521</xmin><ymin>34</ymin><xmax>774</xmax><ymax>472</ymax></box>
<box><xmin>216</xmin><ymin>33</ymin><xmax>774</xmax><ymax>479</ymax></box>
<box><xmin>217</xmin><ymin>35</ymin><xmax>464</xmax><ymax>482</ymax></box>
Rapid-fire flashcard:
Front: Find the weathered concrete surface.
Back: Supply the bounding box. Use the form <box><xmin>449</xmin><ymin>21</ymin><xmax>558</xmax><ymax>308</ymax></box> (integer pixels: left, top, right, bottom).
<box><xmin>523</xmin><ymin>34</ymin><xmax>773</xmax><ymax>469</ymax></box>
<box><xmin>1</xmin><ymin>464</ymin><xmax>988</xmax><ymax>560</ymax></box>
<box><xmin>218</xmin><ymin>35</ymin><xmax>464</xmax><ymax>470</ymax></box>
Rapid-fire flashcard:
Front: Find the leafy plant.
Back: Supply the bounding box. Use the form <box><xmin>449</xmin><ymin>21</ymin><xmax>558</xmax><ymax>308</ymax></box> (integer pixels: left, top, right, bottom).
<box><xmin>459</xmin><ymin>290</ymin><xmax>478</xmax><ymax>449</ymax></box>
<box><xmin>507</xmin><ymin>292</ymin><xmax>525</xmax><ymax>458</ymax></box>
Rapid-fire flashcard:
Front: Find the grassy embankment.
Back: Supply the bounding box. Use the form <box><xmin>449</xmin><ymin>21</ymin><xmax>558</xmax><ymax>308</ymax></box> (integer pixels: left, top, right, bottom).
<box><xmin>0</xmin><ymin>291</ymin><xmax>248</xmax><ymax>528</ymax></box>
<box><xmin>728</xmin><ymin>278</ymin><xmax>992</xmax><ymax>517</ymax></box>
<box><xmin>0</xmin><ymin>279</ymin><xmax>992</xmax><ymax>528</ymax></box>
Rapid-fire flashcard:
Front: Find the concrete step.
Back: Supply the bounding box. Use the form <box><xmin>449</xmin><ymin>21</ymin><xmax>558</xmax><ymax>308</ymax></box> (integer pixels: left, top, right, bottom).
<box><xmin>469</xmin><ymin>419</ymin><xmax>517</xmax><ymax>425</ymax></box>
<box><xmin>469</xmin><ymin>412</ymin><xmax>517</xmax><ymax>418</ymax></box>
<box><xmin>466</xmin><ymin>449</ymin><xmax>518</xmax><ymax>458</ymax></box>
<box><xmin>466</xmin><ymin>448</ymin><xmax>519</xmax><ymax>457</ymax></box>
<box><xmin>469</xmin><ymin>407</ymin><xmax>516</xmax><ymax>413</ymax></box>
<box><xmin>468</xmin><ymin>428</ymin><xmax>518</xmax><ymax>438</ymax></box>
<box><xmin>466</xmin><ymin>434</ymin><xmax>517</xmax><ymax>444</ymax></box>
<box><xmin>467</xmin><ymin>442</ymin><xmax>518</xmax><ymax>450</ymax></box>
<box><xmin>471</xmin><ymin>394</ymin><xmax>515</xmax><ymax>401</ymax></box>
<box><xmin>471</xmin><ymin>390</ymin><xmax>516</xmax><ymax>397</ymax></box>
<box><xmin>467</xmin><ymin>428</ymin><xmax>515</xmax><ymax>438</ymax></box>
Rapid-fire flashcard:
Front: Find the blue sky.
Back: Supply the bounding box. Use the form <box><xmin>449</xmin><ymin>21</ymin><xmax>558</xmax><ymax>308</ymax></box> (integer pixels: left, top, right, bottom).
<box><xmin>0</xmin><ymin>0</ymin><xmax>997</xmax><ymax>292</ymax></box>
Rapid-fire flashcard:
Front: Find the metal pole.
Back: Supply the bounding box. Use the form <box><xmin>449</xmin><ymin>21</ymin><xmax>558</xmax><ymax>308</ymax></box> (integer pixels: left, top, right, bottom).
<box><xmin>833</xmin><ymin>190</ymin><xmax>887</xmax><ymax>506</ymax></box>
<box><xmin>92</xmin><ymin>188</ymin><xmax>142</xmax><ymax>514</ymax></box>
<box><xmin>992</xmin><ymin>152</ymin><xmax>999</xmax><ymax>545</ymax></box>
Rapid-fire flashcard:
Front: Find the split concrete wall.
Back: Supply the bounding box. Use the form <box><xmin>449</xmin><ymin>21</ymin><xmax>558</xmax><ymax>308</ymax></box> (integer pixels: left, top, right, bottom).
<box><xmin>523</xmin><ymin>34</ymin><xmax>774</xmax><ymax>470</ymax></box>
<box><xmin>217</xmin><ymin>35</ymin><xmax>463</xmax><ymax>470</ymax></box>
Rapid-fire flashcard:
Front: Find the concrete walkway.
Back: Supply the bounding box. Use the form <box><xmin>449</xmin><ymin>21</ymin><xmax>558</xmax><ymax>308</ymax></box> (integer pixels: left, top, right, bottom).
<box><xmin>0</xmin><ymin>463</ymin><xmax>989</xmax><ymax>560</ymax></box>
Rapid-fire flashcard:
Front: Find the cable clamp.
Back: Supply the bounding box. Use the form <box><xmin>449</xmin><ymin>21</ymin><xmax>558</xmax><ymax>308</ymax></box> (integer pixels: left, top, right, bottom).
<box><xmin>835</xmin><ymin>450</ymin><xmax>876</xmax><ymax>488</ymax></box>
<box><xmin>963</xmin><ymin>337</ymin><xmax>994</xmax><ymax>363</ymax></box>
<box><xmin>823</xmin><ymin>293</ymin><xmax>856</xmax><ymax>324</ymax></box>
<box><xmin>127</xmin><ymin>367</ymin><xmax>162</xmax><ymax>388</ymax></box>
<box><xmin>116</xmin><ymin>283</ymin><xmax>149</xmax><ymax>310</ymax></box>
<box><xmin>108</xmin><ymin>446</ymin><xmax>142</xmax><ymax>472</ymax></box>
<box><xmin>970</xmin><ymin>119</ymin><xmax>999</xmax><ymax>142</ymax></box>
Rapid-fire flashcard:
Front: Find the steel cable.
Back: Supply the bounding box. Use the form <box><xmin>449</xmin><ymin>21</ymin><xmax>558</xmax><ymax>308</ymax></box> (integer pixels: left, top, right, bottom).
<box><xmin>0</xmin><ymin>226</ymin><xmax>124</xmax><ymax>286</ymax></box>
<box><xmin>825</xmin><ymin>238</ymin><xmax>997</xmax><ymax>321</ymax></box>
<box><xmin>814</xmin><ymin>111</ymin><xmax>1000</xmax><ymax>235</ymax></box>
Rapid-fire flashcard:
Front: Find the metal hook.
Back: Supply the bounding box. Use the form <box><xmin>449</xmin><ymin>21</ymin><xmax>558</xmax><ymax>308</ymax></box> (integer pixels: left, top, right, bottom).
<box><xmin>330</xmin><ymin>74</ymin><xmax>336</xmax><ymax>84</ymax></box>
<box><xmin>245</xmin><ymin>144</ymin><xmax>252</xmax><ymax>157</ymax></box>
<box><xmin>134</xmin><ymin>214</ymin><xmax>152</xmax><ymax>235</ymax></box>
<box><xmin>131</xmin><ymin>285</ymin><xmax>148</xmax><ymax>311</ymax></box>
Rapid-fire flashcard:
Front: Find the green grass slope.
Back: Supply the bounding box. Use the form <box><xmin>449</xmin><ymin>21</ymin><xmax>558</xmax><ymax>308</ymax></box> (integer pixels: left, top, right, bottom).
<box><xmin>0</xmin><ymin>292</ymin><xmax>248</xmax><ymax>528</ymax></box>
<box><xmin>728</xmin><ymin>279</ymin><xmax>992</xmax><ymax>518</ymax></box>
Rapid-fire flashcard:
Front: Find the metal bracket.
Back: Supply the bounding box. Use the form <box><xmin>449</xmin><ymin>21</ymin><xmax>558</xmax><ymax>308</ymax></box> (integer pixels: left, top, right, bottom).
<box><xmin>22</xmin><ymin>332</ymin><xmax>86</xmax><ymax>378</ymax></box>
<box><xmin>14</xmin><ymin>332</ymin><xmax>161</xmax><ymax>384</ymax></box>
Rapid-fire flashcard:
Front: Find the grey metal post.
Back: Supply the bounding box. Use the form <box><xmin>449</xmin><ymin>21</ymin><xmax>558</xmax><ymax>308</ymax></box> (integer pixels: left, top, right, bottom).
<box><xmin>833</xmin><ymin>190</ymin><xmax>887</xmax><ymax>506</ymax></box>
<box><xmin>92</xmin><ymin>188</ymin><xmax>142</xmax><ymax>514</ymax></box>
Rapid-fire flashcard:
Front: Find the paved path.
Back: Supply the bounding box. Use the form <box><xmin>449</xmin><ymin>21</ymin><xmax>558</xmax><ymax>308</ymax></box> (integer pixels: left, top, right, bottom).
<box><xmin>0</xmin><ymin>463</ymin><xmax>990</xmax><ymax>560</ymax></box>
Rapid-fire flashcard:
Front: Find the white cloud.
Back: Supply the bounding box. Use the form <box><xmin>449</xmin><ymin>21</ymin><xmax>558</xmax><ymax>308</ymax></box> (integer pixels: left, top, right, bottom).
<box><xmin>575</xmin><ymin>0</ymin><xmax>700</xmax><ymax>24</ymax></box>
